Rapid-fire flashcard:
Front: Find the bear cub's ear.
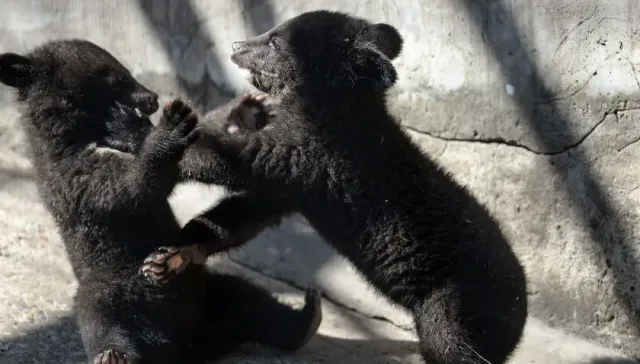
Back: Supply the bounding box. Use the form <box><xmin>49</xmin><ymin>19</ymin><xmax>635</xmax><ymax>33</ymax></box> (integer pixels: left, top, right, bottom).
<box><xmin>0</xmin><ymin>53</ymin><xmax>32</xmax><ymax>88</ymax></box>
<box><xmin>349</xmin><ymin>22</ymin><xmax>402</xmax><ymax>90</ymax></box>
<box><xmin>371</xmin><ymin>23</ymin><xmax>403</xmax><ymax>60</ymax></box>
<box><xmin>354</xmin><ymin>47</ymin><xmax>398</xmax><ymax>90</ymax></box>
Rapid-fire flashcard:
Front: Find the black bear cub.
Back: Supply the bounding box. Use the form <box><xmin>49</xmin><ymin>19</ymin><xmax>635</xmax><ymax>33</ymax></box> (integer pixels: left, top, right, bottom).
<box><xmin>0</xmin><ymin>39</ymin><xmax>321</xmax><ymax>364</ymax></box>
<box><xmin>146</xmin><ymin>10</ymin><xmax>529</xmax><ymax>364</ymax></box>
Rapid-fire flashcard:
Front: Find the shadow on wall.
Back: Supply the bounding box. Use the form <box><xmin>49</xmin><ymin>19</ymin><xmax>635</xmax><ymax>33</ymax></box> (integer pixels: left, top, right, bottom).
<box><xmin>458</xmin><ymin>0</ymin><xmax>640</xmax><ymax>341</ymax></box>
<box><xmin>135</xmin><ymin>0</ymin><xmax>276</xmax><ymax>112</ymax></box>
<box><xmin>242</xmin><ymin>0</ymin><xmax>277</xmax><ymax>35</ymax></box>
<box><xmin>135</xmin><ymin>0</ymin><xmax>232</xmax><ymax>111</ymax></box>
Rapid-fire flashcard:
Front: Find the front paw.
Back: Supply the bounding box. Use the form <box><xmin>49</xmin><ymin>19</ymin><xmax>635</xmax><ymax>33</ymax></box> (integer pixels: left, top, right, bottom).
<box><xmin>141</xmin><ymin>246</ymin><xmax>188</xmax><ymax>284</ymax></box>
<box><xmin>154</xmin><ymin>98</ymin><xmax>199</xmax><ymax>154</ymax></box>
<box><xmin>141</xmin><ymin>245</ymin><xmax>207</xmax><ymax>284</ymax></box>
<box><xmin>226</xmin><ymin>92</ymin><xmax>277</xmax><ymax>134</ymax></box>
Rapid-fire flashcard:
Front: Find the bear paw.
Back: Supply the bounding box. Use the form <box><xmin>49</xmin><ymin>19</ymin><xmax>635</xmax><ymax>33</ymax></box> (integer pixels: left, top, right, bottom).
<box><xmin>156</xmin><ymin>98</ymin><xmax>199</xmax><ymax>151</ymax></box>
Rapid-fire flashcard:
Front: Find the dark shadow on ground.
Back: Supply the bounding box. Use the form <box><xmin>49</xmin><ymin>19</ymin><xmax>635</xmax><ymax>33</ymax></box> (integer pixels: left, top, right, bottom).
<box><xmin>0</xmin><ymin>316</ymin><xmax>85</xmax><ymax>363</ymax></box>
<box><xmin>458</xmin><ymin>0</ymin><xmax>640</xmax><ymax>339</ymax></box>
<box><xmin>0</xmin><ymin>166</ymin><xmax>33</xmax><ymax>180</ymax></box>
<box><xmin>0</xmin><ymin>166</ymin><xmax>35</xmax><ymax>192</ymax></box>
<box><xmin>0</xmin><ymin>314</ymin><xmax>418</xmax><ymax>364</ymax></box>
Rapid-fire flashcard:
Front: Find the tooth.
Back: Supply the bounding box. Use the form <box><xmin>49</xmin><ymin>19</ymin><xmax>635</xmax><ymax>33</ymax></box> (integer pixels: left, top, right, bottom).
<box><xmin>135</xmin><ymin>108</ymin><xmax>143</xmax><ymax>117</ymax></box>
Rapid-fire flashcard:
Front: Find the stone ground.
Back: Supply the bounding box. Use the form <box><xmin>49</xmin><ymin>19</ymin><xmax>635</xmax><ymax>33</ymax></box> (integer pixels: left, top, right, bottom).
<box><xmin>0</xmin><ymin>148</ymin><xmax>636</xmax><ymax>364</ymax></box>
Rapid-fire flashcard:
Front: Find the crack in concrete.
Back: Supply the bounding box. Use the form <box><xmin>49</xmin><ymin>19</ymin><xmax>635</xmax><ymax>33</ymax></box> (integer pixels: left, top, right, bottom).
<box><xmin>405</xmin><ymin>125</ymin><xmax>547</xmax><ymax>154</ymax></box>
<box><xmin>228</xmin><ymin>257</ymin><xmax>416</xmax><ymax>333</ymax></box>
<box><xmin>552</xmin><ymin>5</ymin><xmax>599</xmax><ymax>57</ymax></box>
<box><xmin>590</xmin><ymin>17</ymin><xmax>630</xmax><ymax>34</ymax></box>
<box><xmin>622</xmin><ymin>54</ymin><xmax>640</xmax><ymax>93</ymax></box>
<box><xmin>534</xmin><ymin>52</ymin><xmax>622</xmax><ymax>105</ymax></box>
<box><xmin>405</xmin><ymin>105</ymin><xmax>640</xmax><ymax>156</ymax></box>
<box><xmin>617</xmin><ymin>134</ymin><xmax>640</xmax><ymax>154</ymax></box>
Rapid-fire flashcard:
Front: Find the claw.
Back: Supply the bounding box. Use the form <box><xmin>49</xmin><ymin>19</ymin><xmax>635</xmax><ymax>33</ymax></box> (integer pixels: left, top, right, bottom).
<box><xmin>140</xmin><ymin>246</ymin><xmax>189</xmax><ymax>284</ymax></box>
<box><xmin>93</xmin><ymin>349</ymin><xmax>130</xmax><ymax>364</ymax></box>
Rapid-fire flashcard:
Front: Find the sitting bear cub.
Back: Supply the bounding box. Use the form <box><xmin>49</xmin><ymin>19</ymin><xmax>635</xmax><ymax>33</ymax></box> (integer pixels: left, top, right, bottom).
<box><xmin>0</xmin><ymin>39</ymin><xmax>321</xmax><ymax>364</ymax></box>
<box><xmin>145</xmin><ymin>10</ymin><xmax>529</xmax><ymax>364</ymax></box>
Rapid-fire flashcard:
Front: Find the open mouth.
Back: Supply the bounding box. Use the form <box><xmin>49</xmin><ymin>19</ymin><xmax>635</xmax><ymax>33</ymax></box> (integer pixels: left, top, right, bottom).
<box><xmin>115</xmin><ymin>102</ymin><xmax>153</xmax><ymax>120</ymax></box>
<box><xmin>231</xmin><ymin>56</ymin><xmax>277</xmax><ymax>80</ymax></box>
<box><xmin>237</xmin><ymin>67</ymin><xmax>254</xmax><ymax>82</ymax></box>
<box><xmin>234</xmin><ymin>66</ymin><xmax>279</xmax><ymax>94</ymax></box>
<box><xmin>237</xmin><ymin>66</ymin><xmax>277</xmax><ymax>79</ymax></box>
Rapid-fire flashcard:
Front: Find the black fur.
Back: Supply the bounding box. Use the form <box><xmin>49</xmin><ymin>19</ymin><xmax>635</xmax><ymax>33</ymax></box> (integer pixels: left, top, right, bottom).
<box><xmin>148</xmin><ymin>10</ymin><xmax>528</xmax><ymax>364</ymax></box>
<box><xmin>0</xmin><ymin>39</ymin><xmax>321</xmax><ymax>364</ymax></box>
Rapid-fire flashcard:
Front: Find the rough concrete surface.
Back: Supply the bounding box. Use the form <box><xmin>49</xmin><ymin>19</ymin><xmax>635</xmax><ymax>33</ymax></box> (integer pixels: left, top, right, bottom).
<box><xmin>0</xmin><ymin>159</ymin><xmax>636</xmax><ymax>363</ymax></box>
<box><xmin>1</xmin><ymin>0</ymin><xmax>640</xmax><ymax>358</ymax></box>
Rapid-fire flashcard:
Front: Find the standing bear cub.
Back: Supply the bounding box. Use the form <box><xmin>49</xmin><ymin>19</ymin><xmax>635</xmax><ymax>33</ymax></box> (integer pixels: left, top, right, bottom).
<box><xmin>0</xmin><ymin>39</ymin><xmax>321</xmax><ymax>364</ymax></box>
<box><xmin>146</xmin><ymin>11</ymin><xmax>528</xmax><ymax>364</ymax></box>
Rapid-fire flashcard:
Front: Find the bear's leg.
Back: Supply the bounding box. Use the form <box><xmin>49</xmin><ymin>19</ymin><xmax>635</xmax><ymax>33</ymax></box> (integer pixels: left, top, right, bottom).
<box><xmin>141</xmin><ymin>193</ymin><xmax>290</xmax><ymax>283</ymax></box>
<box><xmin>411</xmin><ymin>290</ymin><xmax>496</xmax><ymax>364</ymax></box>
<box><xmin>75</xmin><ymin>301</ymin><xmax>141</xmax><ymax>364</ymax></box>
<box><xmin>199</xmin><ymin>272</ymin><xmax>322</xmax><ymax>358</ymax></box>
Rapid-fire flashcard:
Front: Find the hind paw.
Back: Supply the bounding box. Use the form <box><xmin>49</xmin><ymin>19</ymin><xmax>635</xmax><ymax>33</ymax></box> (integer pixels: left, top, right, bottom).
<box><xmin>140</xmin><ymin>246</ymin><xmax>186</xmax><ymax>284</ymax></box>
<box><xmin>93</xmin><ymin>349</ymin><xmax>130</xmax><ymax>364</ymax></box>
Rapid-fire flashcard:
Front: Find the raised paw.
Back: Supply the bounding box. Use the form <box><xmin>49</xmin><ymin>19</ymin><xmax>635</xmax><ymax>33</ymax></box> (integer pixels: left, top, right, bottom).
<box><xmin>93</xmin><ymin>349</ymin><xmax>130</xmax><ymax>364</ymax></box>
<box><xmin>226</xmin><ymin>92</ymin><xmax>277</xmax><ymax>134</ymax></box>
<box><xmin>140</xmin><ymin>246</ymin><xmax>186</xmax><ymax>284</ymax></box>
<box><xmin>158</xmin><ymin>98</ymin><xmax>199</xmax><ymax>146</ymax></box>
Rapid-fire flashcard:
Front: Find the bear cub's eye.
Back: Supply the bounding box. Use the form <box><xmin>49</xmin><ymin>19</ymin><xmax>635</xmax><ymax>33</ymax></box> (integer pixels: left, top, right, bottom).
<box><xmin>105</xmin><ymin>74</ymin><xmax>127</xmax><ymax>89</ymax></box>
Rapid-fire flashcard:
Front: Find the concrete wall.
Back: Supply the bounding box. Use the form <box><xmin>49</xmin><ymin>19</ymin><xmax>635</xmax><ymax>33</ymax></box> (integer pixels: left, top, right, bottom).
<box><xmin>1</xmin><ymin>0</ymin><xmax>640</xmax><ymax>357</ymax></box>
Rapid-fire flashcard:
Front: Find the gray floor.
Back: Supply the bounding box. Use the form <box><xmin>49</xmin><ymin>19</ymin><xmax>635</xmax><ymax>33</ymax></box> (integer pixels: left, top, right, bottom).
<box><xmin>0</xmin><ymin>149</ymin><xmax>635</xmax><ymax>364</ymax></box>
